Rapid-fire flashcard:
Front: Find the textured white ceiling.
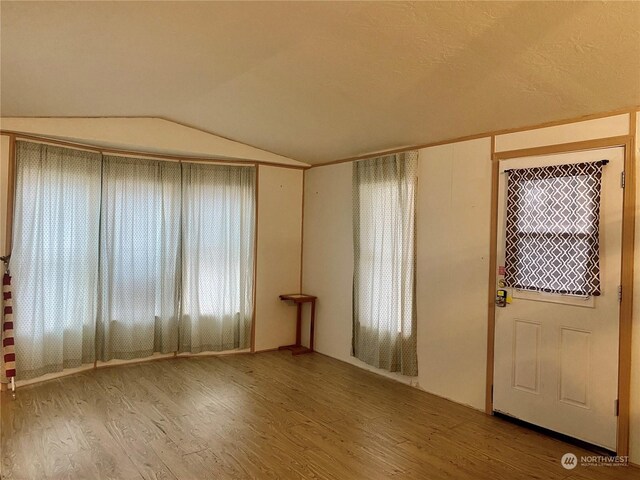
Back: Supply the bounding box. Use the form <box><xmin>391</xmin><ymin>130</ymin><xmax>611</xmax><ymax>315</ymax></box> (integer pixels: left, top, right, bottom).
<box><xmin>1</xmin><ymin>1</ymin><xmax>639</xmax><ymax>164</ymax></box>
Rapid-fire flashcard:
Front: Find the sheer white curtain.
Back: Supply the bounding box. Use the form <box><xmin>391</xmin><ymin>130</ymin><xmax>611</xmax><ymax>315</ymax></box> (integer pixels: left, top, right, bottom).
<box><xmin>11</xmin><ymin>142</ymin><xmax>257</xmax><ymax>380</ymax></box>
<box><xmin>352</xmin><ymin>151</ymin><xmax>418</xmax><ymax>376</ymax></box>
<box><xmin>11</xmin><ymin>141</ymin><xmax>101</xmax><ymax>380</ymax></box>
<box><xmin>97</xmin><ymin>156</ymin><xmax>182</xmax><ymax>361</ymax></box>
<box><xmin>180</xmin><ymin>163</ymin><xmax>255</xmax><ymax>353</ymax></box>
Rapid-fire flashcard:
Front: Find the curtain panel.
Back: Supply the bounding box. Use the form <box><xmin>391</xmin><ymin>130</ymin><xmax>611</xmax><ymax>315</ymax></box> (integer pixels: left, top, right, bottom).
<box><xmin>352</xmin><ymin>151</ymin><xmax>418</xmax><ymax>376</ymax></box>
<box><xmin>97</xmin><ymin>156</ymin><xmax>182</xmax><ymax>361</ymax></box>
<box><xmin>11</xmin><ymin>142</ymin><xmax>102</xmax><ymax>379</ymax></box>
<box><xmin>11</xmin><ymin>141</ymin><xmax>256</xmax><ymax>380</ymax></box>
<box><xmin>180</xmin><ymin>163</ymin><xmax>255</xmax><ymax>353</ymax></box>
<box><xmin>504</xmin><ymin>160</ymin><xmax>605</xmax><ymax>296</ymax></box>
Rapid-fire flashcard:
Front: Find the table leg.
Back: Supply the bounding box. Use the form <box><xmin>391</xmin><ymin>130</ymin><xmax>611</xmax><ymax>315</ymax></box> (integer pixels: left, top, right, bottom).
<box><xmin>309</xmin><ymin>299</ymin><xmax>316</xmax><ymax>352</ymax></box>
<box><xmin>296</xmin><ymin>303</ymin><xmax>302</xmax><ymax>346</ymax></box>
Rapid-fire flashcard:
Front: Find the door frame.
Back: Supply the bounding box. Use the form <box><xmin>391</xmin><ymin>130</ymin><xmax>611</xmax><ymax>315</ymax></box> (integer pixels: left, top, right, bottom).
<box><xmin>485</xmin><ymin>128</ymin><xmax>636</xmax><ymax>456</ymax></box>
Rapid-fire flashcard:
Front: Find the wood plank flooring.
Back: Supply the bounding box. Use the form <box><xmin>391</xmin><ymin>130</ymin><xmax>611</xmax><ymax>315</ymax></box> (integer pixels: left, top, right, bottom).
<box><xmin>1</xmin><ymin>351</ymin><xmax>638</xmax><ymax>479</ymax></box>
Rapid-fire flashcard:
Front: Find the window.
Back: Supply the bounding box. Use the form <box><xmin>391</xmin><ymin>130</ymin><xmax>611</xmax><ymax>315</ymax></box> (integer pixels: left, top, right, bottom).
<box><xmin>11</xmin><ymin>141</ymin><xmax>256</xmax><ymax>380</ymax></box>
<box><xmin>504</xmin><ymin>161</ymin><xmax>605</xmax><ymax>296</ymax></box>
<box><xmin>11</xmin><ymin>141</ymin><xmax>102</xmax><ymax>379</ymax></box>
<box><xmin>352</xmin><ymin>151</ymin><xmax>418</xmax><ymax>376</ymax></box>
<box><xmin>180</xmin><ymin>163</ymin><xmax>255</xmax><ymax>353</ymax></box>
<box><xmin>97</xmin><ymin>156</ymin><xmax>182</xmax><ymax>360</ymax></box>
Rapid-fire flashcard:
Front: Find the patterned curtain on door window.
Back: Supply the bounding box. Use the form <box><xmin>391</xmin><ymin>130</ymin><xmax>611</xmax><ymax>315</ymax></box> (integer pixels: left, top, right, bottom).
<box><xmin>180</xmin><ymin>163</ymin><xmax>255</xmax><ymax>353</ymax></box>
<box><xmin>96</xmin><ymin>156</ymin><xmax>181</xmax><ymax>361</ymax></box>
<box><xmin>504</xmin><ymin>161</ymin><xmax>606</xmax><ymax>296</ymax></box>
<box><xmin>11</xmin><ymin>141</ymin><xmax>101</xmax><ymax>380</ymax></box>
<box><xmin>352</xmin><ymin>151</ymin><xmax>418</xmax><ymax>376</ymax></box>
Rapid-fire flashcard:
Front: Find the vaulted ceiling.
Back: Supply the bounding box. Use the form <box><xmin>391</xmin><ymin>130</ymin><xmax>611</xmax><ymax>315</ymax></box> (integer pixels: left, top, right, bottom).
<box><xmin>1</xmin><ymin>1</ymin><xmax>639</xmax><ymax>164</ymax></box>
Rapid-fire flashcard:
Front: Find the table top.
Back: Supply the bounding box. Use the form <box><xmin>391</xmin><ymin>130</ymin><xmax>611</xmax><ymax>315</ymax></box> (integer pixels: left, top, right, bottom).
<box><xmin>279</xmin><ymin>293</ymin><xmax>317</xmax><ymax>303</ymax></box>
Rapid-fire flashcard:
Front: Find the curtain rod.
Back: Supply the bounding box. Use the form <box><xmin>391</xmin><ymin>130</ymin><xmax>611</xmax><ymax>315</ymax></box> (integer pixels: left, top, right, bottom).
<box><xmin>504</xmin><ymin>159</ymin><xmax>609</xmax><ymax>173</ymax></box>
<box><xmin>13</xmin><ymin>135</ymin><xmax>256</xmax><ymax>167</ymax></box>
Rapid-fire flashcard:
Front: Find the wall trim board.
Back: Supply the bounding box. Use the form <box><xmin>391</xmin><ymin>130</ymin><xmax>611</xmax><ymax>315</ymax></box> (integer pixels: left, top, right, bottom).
<box><xmin>485</xmin><ymin>135</ymin><xmax>498</xmax><ymax>415</ymax></box>
<box><xmin>618</xmin><ymin>114</ymin><xmax>637</xmax><ymax>457</ymax></box>
<box><xmin>5</xmin><ymin>135</ymin><xmax>15</xmax><ymax>255</ymax></box>
<box><xmin>300</xmin><ymin>170</ymin><xmax>306</xmax><ymax>292</ymax></box>
<box><xmin>492</xmin><ymin>135</ymin><xmax>631</xmax><ymax>160</ymax></box>
<box><xmin>1</xmin><ymin>349</ymin><xmax>253</xmax><ymax>391</ymax></box>
<box><xmin>251</xmin><ymin>164</ymin><xmax>260</xmax><ymax>353</ymax></box>
<box><xmin>310</xmin><ymin>107</ymin><xmax>640</xmax><ymax>169</ymax></box>
<box><xmin>0</xmin><ymin>130</ymin><xmax>310</xmax><ymax>170</ymax></box>
<box><xmin>317</xmin><ymin>351</ymin><xmax>490</xmax><ymax>412</ymax></box>
<box><xmin>314</xmin><ymin>352</ymin><xmax>416</xmax><ymax>387</ymax></box>
<box><xmin>494</xmin><ymin>114</ymin><xmax>630</xmax><ymax>153</ymax></box>
<box><xmin>486</xmin><ymin>134</ymin><xmax>636</xmax><ymax>457</ymax></box>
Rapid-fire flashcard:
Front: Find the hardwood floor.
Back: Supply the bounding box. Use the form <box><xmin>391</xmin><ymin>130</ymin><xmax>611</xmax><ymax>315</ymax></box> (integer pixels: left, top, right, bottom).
<box><xmin>1</xmin><ymin>351</ymin><xmax>638</xmax><ymax>480</ymax></box>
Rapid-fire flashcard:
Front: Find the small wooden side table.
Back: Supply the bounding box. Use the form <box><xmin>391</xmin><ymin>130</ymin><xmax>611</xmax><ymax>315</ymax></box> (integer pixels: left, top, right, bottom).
<box><xmin>278</xmin><ymin>294</ymin><xmax>317</xmax><ymax>355</ymax></box>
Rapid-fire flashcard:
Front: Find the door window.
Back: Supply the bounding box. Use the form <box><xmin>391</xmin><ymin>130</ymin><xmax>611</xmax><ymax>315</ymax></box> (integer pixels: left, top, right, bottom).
<box><xmin>504</xmin><ymin>161</ymin><xmax>606</xmax><ymax>297</ymax></box>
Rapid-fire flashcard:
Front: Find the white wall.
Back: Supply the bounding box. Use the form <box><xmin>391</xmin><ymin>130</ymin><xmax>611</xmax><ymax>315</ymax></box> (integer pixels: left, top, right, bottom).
<box><xmin>302</xmin><ymin>140</ymin><xmax>493</xmax><ymax>400</ymax></box>
<box><xmin>301</xmin><ymin>163</ymin><xmax>353</xmax><ymax>359</ymax></box>
<box><xmin>494</xmin><ymin>114</ymin><xmax>629</xmax><ymax>152</ymax></box>
<box><xmin>301</xmin><ymin>162</ymin><xmax>415</xmax><ymax>383</ymax></box>
<box><xmin>254</xmin><ymin>165</ymin><xmax>303</xmax><ymax>351</ymax></box>
<box><xmin>416</xmin><ymin>138</ymin><xmax>492</xmax><ymax>409</ymax></box>
<box><xmin>303</xmin><ymin>112</ymin><xmax>640</xmax><ymax>462</ymax></box>
<box><xmin>0</xmin><ymin>117</ymin><xmax>307</xmax><ymax>167</ymax></box>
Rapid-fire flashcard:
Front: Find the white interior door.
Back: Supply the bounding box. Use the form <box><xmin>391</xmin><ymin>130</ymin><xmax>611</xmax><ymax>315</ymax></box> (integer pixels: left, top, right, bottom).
<box><xmin>493</xmin><ymin>147</ymin><xmax>624</xmax><ymax>451</ymax></box>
